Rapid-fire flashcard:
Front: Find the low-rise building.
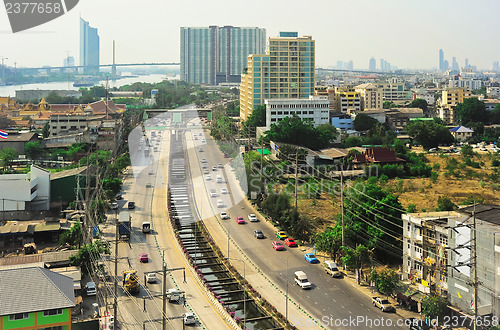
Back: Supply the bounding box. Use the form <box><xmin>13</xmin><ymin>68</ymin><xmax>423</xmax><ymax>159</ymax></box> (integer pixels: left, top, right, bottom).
<box><xmin>439</xmin><ymin>87</ymin><xmax>473</xmax><ymax>124</ymax></box>
<box><xmin>449</xmin><ymin>125</ymin><xmax>474</xmax><ymax>142</ymax></box>
<box><xmin>486</xmin><ymin>86</ymin><xmax>500</xmax><ymax>99</ymax></box>
<box><xmin>0</xmin><ymin>266</ymin><xmax>75</xmax><ymax>330</ymax></box>
<box><xmin>377</xmin><ymin>83</ymin><xmax>412</xmax><ymax>101</ymax></box>
<box><xmin>355</xmin><ymin>83</ymin><xmax>383</xmax><ymax>110</ymax></box>
<box><xmin>333</xmin><ymin>86</ymin><xmax>361</xmax><ymax>114</ymax></box>
<box><xmin>264</xmin><ymin>95</ymin><xmax>330</xmax><ymax>128</ymax></box>
<box><xmin>331</xmin><ymin>115</ymin><xmax>354</xmax><ymax>131</ymax></box>
<box><xmin>0</xmin><ymin>131</ymin><xmax>39</xmax><ymax>154</ymax></box>
<box><xmin>412</xmin><ymin>90</ymin><xmax>435</xmax><ymax>105</ymax></box>
<box><xmin>385</xmin><ymin>108</ymin><xmax>424</xmax><ymax>130</ymax></box>
<box><xmin>0</xmin><ymin>165</ymin><xmax>50</xmax><ymax>211</ymax></box>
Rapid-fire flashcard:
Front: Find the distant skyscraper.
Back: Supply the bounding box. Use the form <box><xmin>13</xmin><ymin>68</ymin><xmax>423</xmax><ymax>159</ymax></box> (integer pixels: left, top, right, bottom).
<box><xmin>63</xmin><ymin>56</ymin><xmax>75</xmax><ymax>67</ymax></box>
<box><xmin>443</xmin><ymin>60</ymin><xmax>449</xmax><ymax>71</ymax></box>
<box><xmin>180</xmin><ymin>26</ymin><xmax>266</xmax><ymax>85</ymax></box>
<box><xmin>347</xmin><ymin>60</ymin><xmax>353</xmax><ymax>70</ymax></box>
<box><xmin>80</xmin><ymin>18</ymin><xmax>100</xmax><ymax>75</ymax></box>
<box><xmin>369</xmin><ymin>57</ymin><xmax>376</xmax><ymax>72</ymax></box>
<box><xmin>336</xmin><ymin>60</ymin><xmax>343</xmax><ymax>69</ymax></box>
<box><xmin>439</xmin><ymin>49</ymin><xmax>444</xmax><ymax>71</ymax></box>
<box><xmin>493</xmin><ymin>61</ymin><xmax>500</xmax><ymax>72</ymax></box>
<box><xmin>465</xmin><ymin>58</ymin><xmax>469</xmax><ymax>68</ymax></box>
<box><xmin>452</xmin><ymin>57</ymin><xmax>459</xmax><ymax>71</ymax></box>
<box><xmin>240</xmin><ymin>32</ymin><xmax>315</xmax><ymax>120</ymax></box>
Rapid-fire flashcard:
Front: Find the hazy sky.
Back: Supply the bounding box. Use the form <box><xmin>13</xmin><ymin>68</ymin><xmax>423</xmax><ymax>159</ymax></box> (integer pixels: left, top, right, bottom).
<box><xmin>1</xmin><ymin>0</ymin><xmax>499</xmax><ymax>70</ymax></box>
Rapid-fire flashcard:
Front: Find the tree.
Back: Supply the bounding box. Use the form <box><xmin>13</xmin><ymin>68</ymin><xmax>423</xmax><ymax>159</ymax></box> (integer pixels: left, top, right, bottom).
<box><xmin>24</xmin><ymin>141</ymin><xmax>44</xmax><ymax>159</ymax></box>
<box><xmin>461</xmin><ymin>145</ymin><xmax>474</xmax><ymax>158</ymax></box>
<box><xmin>407</xmin><ymin>98</ymin><xmax>428</xmax><ymax>112</ymax></box>
<box><xmin>455</xmin><ymin>98</ymin><xmax>488</xmax><ymax>126</ymax></box>
<box><xmin>59</xmin><ymin>221</ymin><xmax>83</xmax><ymax>247</ymax></box>
<box><xmin>421</xmin><ymin>296</ymin><xmax>448</xmax><ymax>319</ymax></box>
<box><xmin>377</xmin><ymin>269</ymin><xmax>399</xmax><ymax>297</ymax></box>
<box><xmin>354</xmin><ymin>113</ymin><xmax>379</xmax><ymax>131</ymax></box>
<box><xmin>405</xmin><ymin>118</ymin><xmax>454</xmax><ymax>149</ymax></box>
<box><xmin>437</xmin><ymin>196</ymin><xmax>457</xmax><ymax>211</ymax></box>
<box><xmin>42</xmin><ymin>122</ymin><xmax>50</xmax><ymax>138</ymax></box>
<box><xmin>69</xmin><ymin>240</ymin><xmax>110</xmax><ymax>274</ymax></box>
<box><xmin>245</xmin><ymin>105</ymin><xmax>266</xmax><ymax>128</ymax></box>
<box><xmin>490</xmin><ymin>104</ymin><xmax>500</xmax><ymax>124</ymax></box>
<box><xmin>0</xmin><ymin>116</ymin><xmax>15</xmax><ymax>129</ymax></box>
<box><xmin>315</xmin><ymin>226</ymin><xmax>342</xmax><ymax>261</ymax></box>
<box><xmin>0</xmin><ymin>147</ymin><xmax>18</xmax><ymax>170</ymax></box>
<box><xmin>316</xmin><ymin>123</ymin><xmax>339</xmax><ymax>146</ymax></box>
<box><xmin>383</xmin><ymin>101</ymin><xmax>397</xmax><ymax>109</ymax></box>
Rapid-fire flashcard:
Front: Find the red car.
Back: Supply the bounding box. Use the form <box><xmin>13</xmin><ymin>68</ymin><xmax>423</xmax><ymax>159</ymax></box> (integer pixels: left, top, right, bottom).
<box><xmin>139</xmin><ymin>253</ymin><xmax>149</xmax><ymax>263</ymax></box>
<box><xmin>236</xmin><ymin>216</ymin><xmax>245</xmax><ymax>224</ymax></box>
<box><xmin>272</xmin><ymin>241</ymin><xmax>284</xmax><ymax>251</ymax></box>
<box><xmin>284</xmin><ymin>238</ymin><xmax>297</xmax><ymax>247</ymax></box>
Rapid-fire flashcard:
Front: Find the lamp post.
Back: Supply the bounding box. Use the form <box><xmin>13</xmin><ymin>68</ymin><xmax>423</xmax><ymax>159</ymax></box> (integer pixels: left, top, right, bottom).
<box><xmin>228</xmin><ymin>258</ymin><xmax>245</xmax><ymax>329</ymax></box>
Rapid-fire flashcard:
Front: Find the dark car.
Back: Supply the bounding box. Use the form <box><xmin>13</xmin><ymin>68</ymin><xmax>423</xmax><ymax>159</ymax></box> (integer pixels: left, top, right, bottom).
<box><xmin>115</xmin><ymin>193</ymin><xmax>123</xmax><ymax>200</ymax></box>
<box><xmin>128</xmin><ymin>201</ymin><xmax>136</xmax><ymax>209</ymax></box>
<box><xmin>254</xmin><ymin>230</ymin><xmax>264</xmax><ymax>239</ymax></box>
<box><xmin>406</xmin><ymin>318</ymin><xmax>430</xmax><ymax>330</ymax></box>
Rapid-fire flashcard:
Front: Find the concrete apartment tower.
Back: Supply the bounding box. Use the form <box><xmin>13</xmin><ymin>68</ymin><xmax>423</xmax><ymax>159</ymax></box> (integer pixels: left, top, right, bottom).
<box><xmin>180</xmin><ymin>26</ymin><xmax>266</xmax><ymax>85</ymax></box>
<box><xmin>80</xmin><ymin>18</ymin><xmax>100</xmax><ymax>75</ymax></box>
<box><xmin>239</xmin><ymin>32</ymin><xmax>315</xmax><ymax>121</ymax></box>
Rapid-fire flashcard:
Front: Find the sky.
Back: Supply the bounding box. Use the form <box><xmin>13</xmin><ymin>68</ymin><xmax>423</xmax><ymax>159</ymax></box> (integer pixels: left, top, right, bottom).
<box><xmin>1</xmin><ymin>0</ymin><xmax>499</xmax><ymax>71</ymax></box>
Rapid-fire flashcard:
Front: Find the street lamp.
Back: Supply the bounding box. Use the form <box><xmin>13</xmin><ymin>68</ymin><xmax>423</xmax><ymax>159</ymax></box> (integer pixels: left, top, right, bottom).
<box><xmin>227</xmin><ymin>258</ymin><xmax>246</xmax><ymax>329</ymax></box>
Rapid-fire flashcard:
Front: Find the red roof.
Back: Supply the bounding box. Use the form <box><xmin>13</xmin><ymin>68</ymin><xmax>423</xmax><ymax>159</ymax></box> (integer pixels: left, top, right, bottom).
<box><xmin>353</xmin><ymin>147</ymin><xmax>405</xmax><ymax>164</ymax></box>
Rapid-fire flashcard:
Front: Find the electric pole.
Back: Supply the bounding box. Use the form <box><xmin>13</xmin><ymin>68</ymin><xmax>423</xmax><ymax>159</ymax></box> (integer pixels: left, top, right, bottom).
<box><xmin>472</xmin><ymin>208</ymin><xmax>478</xmax><ymax>330</ymax></box>
<box><xmin>113</xmin><ymin>210</ymin><xmax>118</xmax><ymax>325</ymax></box>
<box><xmin>340</xmin><ymin>164</ymin><xmax>345</xmax><ymax>247</ymax></box>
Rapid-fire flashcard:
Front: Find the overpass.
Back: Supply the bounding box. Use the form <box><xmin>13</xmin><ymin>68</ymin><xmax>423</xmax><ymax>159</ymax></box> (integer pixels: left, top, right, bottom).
<box><xmin>315</xmin><ymin>67</ymin><xmax>414</xmax><ymax>76</ymax></box>
<box><xmin>16</xmin><ymin>62</ymin><xmax>180</xmax><ymax>72</ymax></box>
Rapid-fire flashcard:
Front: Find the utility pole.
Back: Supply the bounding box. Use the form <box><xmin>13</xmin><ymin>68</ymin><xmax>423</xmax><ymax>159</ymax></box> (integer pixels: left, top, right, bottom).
<box><xmin>340</xmin><ymin>164</ymin><xmax>345</xmax><ymax>247</ymax></box>
<box><xmin>113</xmin><ymin>210</ymin><xmax>118</xmax><ymax>325</ymax></box>
<box><xmin>294</xmin><ymin>150</ymin><xmax>299</xmax><ymax>208</ymax></box>
<box><xmin>162</xmin><ymin>255</ymin><xmax>167</xmax><ymax>330</ymax></box>
<box><xmin>472</xmin><ymin>207</ymin><xmax>478</xmax><ymax>330</ymax></box>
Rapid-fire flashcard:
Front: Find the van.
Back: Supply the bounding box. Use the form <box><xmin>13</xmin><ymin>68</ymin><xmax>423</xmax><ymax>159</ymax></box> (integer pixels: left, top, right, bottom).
<box><xmin>216</xmin><ymin>175</ymin><xmax>222</xmax><ymax>183</ymax></box>
<box><xmin>142</xmin><ymin>222</ymin><xmax>151</xmax><ymax>234</ymax></box>
<box><xmin>86</xmin><ymin>281</ymin><xmax>97</xmax><ymax>296</ymax></box>
<box><xmin>294</xmin><ymin>271</ymin><xmax>311</xmax><ymax>289</ymax></box>
<box><xmin>324</xmin><ymin>260</ymin><xmax>342</xmax><ymax>278</ymax></box>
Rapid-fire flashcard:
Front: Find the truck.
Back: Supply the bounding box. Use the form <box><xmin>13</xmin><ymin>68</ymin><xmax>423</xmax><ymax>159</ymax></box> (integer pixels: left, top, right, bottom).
<box><xmin>372</xmin><ymin>297</ymin><xmax>395</xmax><ymax>312</ymax></box>
<box><xmin>118</xmin><ymin>212</ymin><xmax>132</xmax><ymax>241</ymax></box>
<box><xmin>294</xmin><ymin>271</ymin><xmax>311</xmax><ymax>289</ymax></box>
<box><xmin>123</xmin><ymin>270</ymin><xmax>140</xmax><ymax>295</ymax></box>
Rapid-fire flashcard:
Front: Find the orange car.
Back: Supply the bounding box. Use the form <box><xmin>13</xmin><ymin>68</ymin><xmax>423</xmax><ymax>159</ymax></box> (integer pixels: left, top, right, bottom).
<box><xmin>284</xmin><ymin>238</ymin><xmax>297</xmax><ymax>247</ymax></box>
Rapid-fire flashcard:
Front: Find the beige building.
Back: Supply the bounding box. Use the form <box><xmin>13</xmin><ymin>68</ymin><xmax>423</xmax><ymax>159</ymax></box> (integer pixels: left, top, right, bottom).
<box><xmin>438</xmin><ymin>87</ymin><xmax>472</xmax><ymax>124</ymax></box>
<box><xmin>376</xmin><ymin>83</ymin><xmax>412</xmax><ymax>101</ymax></box>
<box><xmin>355</xmin><ymin>83</ymin><xmax>383</xmax><ymax>110</ymax></box>
<box><xmin>334</xmin><ymin>86</ymin><xmax>361</xmax><ymax>114</ymax></box>
<box><xmin>240</xmin><ymin>32</ymin><xmax>315</xmax><ymax>121</ymax></box>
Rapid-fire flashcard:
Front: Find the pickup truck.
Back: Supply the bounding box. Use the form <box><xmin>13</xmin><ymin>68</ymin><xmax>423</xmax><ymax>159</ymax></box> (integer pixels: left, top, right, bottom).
<box><xmin>372</xmin><ymin>297</ymin><xmax>395</xmax><ymax>312</ymax></box>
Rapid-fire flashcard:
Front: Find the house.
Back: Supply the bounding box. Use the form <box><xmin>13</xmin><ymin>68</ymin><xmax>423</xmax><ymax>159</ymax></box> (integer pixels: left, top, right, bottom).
<box><xmin>0</xmin><ymin>266</ymin><xmax>75</xmax><ymax>330</ymax></box>
<box><xmin>449</xmin><ymin>125</ymin><xmax>474</xmax><ymax>142</ymax></box>
<box><xmin>0</xmin><ymin>131</ymin><xmax>39</xmax><ymax>154</ymax></box>
<box><xmin>353</xmin><ymin>147</ymin><xmax>405</xmax><ymax>166</ymax></box>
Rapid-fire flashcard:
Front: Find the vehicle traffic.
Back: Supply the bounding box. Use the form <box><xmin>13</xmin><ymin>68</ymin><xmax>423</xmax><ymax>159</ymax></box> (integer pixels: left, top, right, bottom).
<box><xmin>276</xmin><ymin>231</ymin><xmax>287</xmax><ymax>240</ymax></box>
<box><xmin>324</xmin><ymin>260</ymin><xmax>342</xmax><ymax>277</ymax></box>
<box><xmin>254</xmin><ymin>230</ymin><xmax>264</xmax><ymax>239</ymax></box>
<box><xmin>272</xmin><ymin>241</ymin><xmax>284</xmax><ymax>251</ymax></box>
<box><xmin>118</xmin><ymin>212</ymin><xmax>132</xmax><ymax>241</ymax></box>
<box><xmin>304</xmin><ymin>253</ymin><xmax>319</xmax><ymax>264</ymax></box>
<box><xmin>372</xmin><ymin>297</ymin><xmax>395</xmax><ymax>312</ymax></box>
<box><xmin>248</xmin><ymin>214</ymin><xmax>258</xmax><ymax>222</ymax></box>
<box><xmin>294</xmin><ymin>271</ymin><xmax>311</xmax><ymax>289</ymax></box>
<box><xmin>139</xmin><ymin>253</ymin><xmax>149</xmax><ymax>263</ymax></box>
<box><xmin>284</xmin><ymin>238</ymin><xmax>297</xmax><ymax>247</ymax></box>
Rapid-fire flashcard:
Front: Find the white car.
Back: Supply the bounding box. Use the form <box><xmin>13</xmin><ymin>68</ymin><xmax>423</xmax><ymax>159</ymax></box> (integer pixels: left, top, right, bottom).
<box><xmin>218</xmin><ymin>163</ymin><xmax>223</xmax><ymax>168</ymax></box>
<box><xmin>217</xmin><ymin>200</ymin><xmax>224</xmax><ymax>208</ymax></box>
<box><xmin>206</xmin><ymin>175</ymin><xmax>211</xmax><ymax>181</ymax></box>
<box><xmin>210</xmin><ymin>189</ymin><xmax>217</xmax><ymax>197</ymax></box>
<box><xmin>203</xmin><ymin>169</ymin><xmax>209</xmax><ymax>174</ymax></box>
<box><xmin>146</xmin><ymin>272</ymin><xmax>156</xmax><ymax>283</ymax></box>
<box><xmin>183</xmin><ymin>313</ymin><xmax>196</xmax><ymax>325</ymax></box>
<box><xmin>220</xmin><ymin>212</ymin><xmax>229</xmax><ymax>219</ymax></box>
<box><xmin>248</xmin><ymin>214</ymin><xmax>258</xmax><ymax>222</ymax></box>
<box><xmin>221</xmin><ymin>188</ymin><xmax>228</xmax><ymax>194</ymax></box>
<box><xmin>201</xmin><ymin>158</ymin><xmax>207</xmax><ymax>163</ymax></box>
<box><xmin>201</xmin><ymin>139</ymin><xmax>206</xmax><ymax>143</ymax></box>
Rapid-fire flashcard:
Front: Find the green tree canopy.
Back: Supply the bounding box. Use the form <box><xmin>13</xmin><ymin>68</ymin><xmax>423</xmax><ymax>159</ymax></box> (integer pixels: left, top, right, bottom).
<box><xmin>407</xmin><ymin>98</ymin><xmax>428</xmax><ymax>112</ymax></box>
<box><xmin>24</xmin><ymin>141</ymin><xmax>44</xmax><ymax>159</ymax></box>
<box><xmin>405</xmin><ymin>118</ymin><xmax>454</xmax><ymax>149</ymax></box>
<box><xmin>245</xmin><ymin>105</ymin><xmax>266</xmax><ymax>128</ymax></box>
<box><xmin>376</xmin><ymin>269</ymin><xmax>399</xmax><ymax>297</ymax></box>
<box><xmin>437</xmin><ymin>196</ymin><xmax>457</xmax><ymax>211</ymax></box>
<box><xmin>353</xmin><ymin>113</ymin><xmax>379</xmax><ymax>131</ymax></box>
<box><xmin>0</xmin><ymin>147</ymin><xmax>18</xmax><ymax>170</ymax></box>
<box><xmin>455</xmin><ymin>98</ymin><xmax>488</xmax><ymax>126</ymax></box>
<box><xmin>421</xmin><ymin>296</ymin><xmax>449</xmax><ymax>319</ymax></box>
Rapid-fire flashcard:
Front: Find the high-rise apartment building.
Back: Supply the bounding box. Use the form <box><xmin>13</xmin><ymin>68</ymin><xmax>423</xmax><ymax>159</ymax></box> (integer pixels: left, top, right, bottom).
<box><xmin>355</xmin><ymin>83</ymin><xmax>383</xmax><ymax>110</ymax></box>
<box><xmin>439</xmin><ymin>87</ymin><xmax>472</xmax><ymax>124</ymax></box>
<box><xmin>369</xmin><ymin>57</ymin><xmax>376</xmax><ymax>72</ymax></box>
<box><xmin>180</xmin><ymin>26</ymin><xmax>266</xmax><ymax>85</ymax></box>
<box><xmin>80</xmin><ymin>18</ymin><xmax>100</xmax><ymax>75</ymax></box>
<box><xmin>334</xmin><ymin>86</ymin><xmax>361</xmax><ymax>113</ymax></box>
<box><xmin>439</xmin><ymin>49</ymin><xmax>444</xmax><ymax>71</ymax></box>
<box><xmin>240</xmin><ymin>32</ymin><xmax>315</xmax><ymax>121</ymax></box>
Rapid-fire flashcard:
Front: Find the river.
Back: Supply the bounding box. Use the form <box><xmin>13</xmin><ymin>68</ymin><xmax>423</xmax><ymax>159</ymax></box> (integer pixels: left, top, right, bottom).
<box><xmin>0</xmin><ymin>73</ymin><xmax>178</xmax><ymax>97</ymax></box>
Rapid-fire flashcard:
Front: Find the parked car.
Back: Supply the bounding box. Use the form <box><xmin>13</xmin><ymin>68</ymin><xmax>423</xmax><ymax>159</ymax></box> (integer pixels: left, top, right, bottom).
<box><xmin>276</xmin><ymin>231</ymin><xmax>288</xmax><ymax>240</ymax></box>
<box><xmin>248</xmin><ymin>214</ymin><xmax>258</xmax><ymax>222</ymax></box>
<box><xmin>284</xmin><ymin>238</ymin><xmax>297</xmax><ymax>247</ymax></box>
<box><xmin>254</xmin><ymin>230</ymin><xmax>264</xmax><ymax>239</ymax></box>
<box><xmin>236</xmin><ymin>216</ymin><xmax>245</xmax><ymax>224</ymax></box>
<box><xmin>304</xmin><ymin>253</ymin><xmax>319</xmax><ymax>264</ymax></box>
<box><xmin>146</xmin><ymin>272</ymin><xmax>156</xmax><ymax>283</ymax></box>
<box><xmin>86</xmin><ymin>282</ymin><xmax>97</xmax><ymax>296</ymax></box>
<box><xmin>406</xmin><ymin>317</ymin><xmax>430</xmax><ymax>330</ymax></box>
<box><xmin>372</xmin><ymin>297</ymin><xmax>395</xmax><ymax>312</ymax></box>
<box><xmin>127</xmin><ymin>201</ymin><xmax>136</xmax><ymax>209</ymax></box>
<box><xmin>110</xmin><ymin>202</ymin><xmax>119</xmax><ymax>210</ymax></box>
<box><xmin>272</xmin><ymin>241</ymin><xmax>284</xmax><ymax>251</ymax></box>
<box><xmin>139</xmin><ymin>253</ymin><xmax>149</xmax><ymax>263</ymax></box>
<box><xmin>115</xmin><ymin>193</ymin><xmax>123</xmax><ymax>200</ymax></box>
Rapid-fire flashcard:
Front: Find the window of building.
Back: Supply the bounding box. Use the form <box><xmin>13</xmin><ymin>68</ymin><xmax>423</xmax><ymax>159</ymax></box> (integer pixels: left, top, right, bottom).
<box><xmin>43</xmin><ymin>309</ymin><xmax>63</xmax><ymax>316</ymax></box>
<box><xmin>60</xmin><ymin>126</ymin><xmax>67</xmax><ymax>129</ymax></box>
<box><xmin>9</xmin><ymin>313</ymin><xmax>29</xmax><ymax>321</ymax></box>
<box><xmin>439</xmin><ymin>235</ymin><xmax>448</xmax><ymax>246</ymax></box>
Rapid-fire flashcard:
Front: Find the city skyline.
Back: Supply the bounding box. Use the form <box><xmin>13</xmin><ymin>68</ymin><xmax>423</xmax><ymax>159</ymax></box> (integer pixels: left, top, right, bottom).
<box><xmin>1</xmin><ymin>0</ymin><xmax>499</xmax><ymax>70</ymax></box>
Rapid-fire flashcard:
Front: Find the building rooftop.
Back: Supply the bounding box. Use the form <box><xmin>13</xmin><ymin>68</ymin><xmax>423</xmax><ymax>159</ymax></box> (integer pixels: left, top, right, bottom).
<box><xmin>0</xmin><ymin>266</ymin><xmax>75</xmax><ymax>316</ymax></box>
<box><xmin>449</xmin><ymin>125</ymin><xmax>474</xmax><ymax>133</ymax></box>
<box><xmin>458</xmin><ymin>204</ymin><xmax>500</xmax><ymax>226</ymax></box>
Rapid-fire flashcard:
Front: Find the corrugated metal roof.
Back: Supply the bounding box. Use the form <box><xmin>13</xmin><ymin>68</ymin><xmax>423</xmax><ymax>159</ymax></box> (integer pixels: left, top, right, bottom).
<box><xmin>0</xmin><ymin>267</ymin><xmax>75</xmax><ymax>316</ymax></box>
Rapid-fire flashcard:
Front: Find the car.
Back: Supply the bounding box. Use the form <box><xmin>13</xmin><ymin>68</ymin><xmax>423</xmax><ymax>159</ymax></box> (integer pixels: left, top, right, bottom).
<box><xmin>199</xmin><ymin>148</ymin><xmax>203</xmax><ymax>152</ymax></box>
<box><xmin>221</xmin><ymin>188</ymin><xmax>228</xmax><ymax>194</ymax></box>
<box><xmin>110</xmin><ymin>202</ymin><xmax>119</xmax><ymax>210</ymax></box>
<box><xmin>115</xmin><ymin>193</ymin><xmax>123</xmax><ymax>200</ymax></box>
<box><xmin>406</xmin><ymin>317</ymin><xmax>430</xmax><ymax>330</ymax></box>
<box><xmin>223</xmin><ymin>153</ymin><xmax>229</xmax><ymax>158</ymax></box>
<box><xmin>276</xmin><ymin>231</ymin><xmax>288</xmax><ymax>240</ymax></box>
<box><xmin>284</xmin><ymin>238</ymin><xmax>297</xmax><ymax>247</ymax></box>
<box><xmin>254</xmin><ymin>230</ymin><xmax>264</xmax><ymax>239</ymax></box>
<box><xmin>85</xmin><ymin>281</ymin><xmax>96</xmax><ymax>296</ymax></box>
<box><xmin>218</xmin><ymin>163</ymin><xmax>223</xmax><ymax>168</ymax></box>
<box><xmin>236</xmin><ymin>216</ymin><xmax>245</xmax><ymax>224</ymax></box>
<box><xmin>201</xmin><ymin>139</ymin><xmax>206</xmax><ymax>143</ymax></box>
<box><xmin>194</xmin><ymin>136</ymin><xmax>198</xmax><ymax>140</ymax></box>
<box><xmin>201</xmin><ymin>163</ymin><xmax>207</xmax><ymax>169</ymax></box>
<box><xmin>480</xmin><ymin>147</ymin><xmax>488</xmax><ymax>151</ymax></box>
<box><xmin>201</xmin><ymin>158</ymin><xmax>207</xmax><ymax>163</ymax></box>
<box><xmin>217</xmin><ymin>200</ymin><xmax>224</xmax><ymax>208</ymax></box>
<box><xmin>148</xmin><ymin>170</ymin><xmax>154</xmax><ymax>175</ymax></box>
<box><xmin>146</xmin><ymin>182</ymin><xmax>152</xmax><ymax>188</ymax></box>
<box><xmin>304</xmin><ymin>253</ymin><xmax>319</xmax><ymax>264</ymax></box>
<box><xmin>127</xmin><ymin>201</ymin><xmax>136</xmax><ymax>209</ymax></box>
<box><xmin>146</xmin><ymin>272</ymin><xmax>157</xmax><ymax>283</ymax></box>
<box><xmin>220</xmin><ymin>211</ymin><xmax>229</xmax><ymax>219</ymax></box>
<box><xmin>139</xmin><ymin>253</ymin><xmax>149</xmax><ymax>263</ymax></box>
<box><xmin>206</xmin><ymin>175</ymin><xmax>212</xmax><ymax>181</ymax></box>
<box><xmin>210</xmin><ymin>189</ymin><xmax>217</xmax><ymax>197</ymax></box>
<box><xmin>272</xmin><ymin>241</ymin><xmax>284</xmax><ymax>251</ymax></box>
<box><xmin>183</xmin><ymin>312</ymin><xmax>196</xmax><ymax>325</ymax></box>
<box><xmin>248</xmin><ymin>214</ymin><xmax>258</xmax><ymax>222</ymax></box>
<box><xmin>212</xmin><ymin>166</ymin><xmax>217</xmax><ymax>171</ymax></box>
<box><xmin>203</xmin><ymin>169</ymin><xmax>209</xmax><ymax>174</ymax></box>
